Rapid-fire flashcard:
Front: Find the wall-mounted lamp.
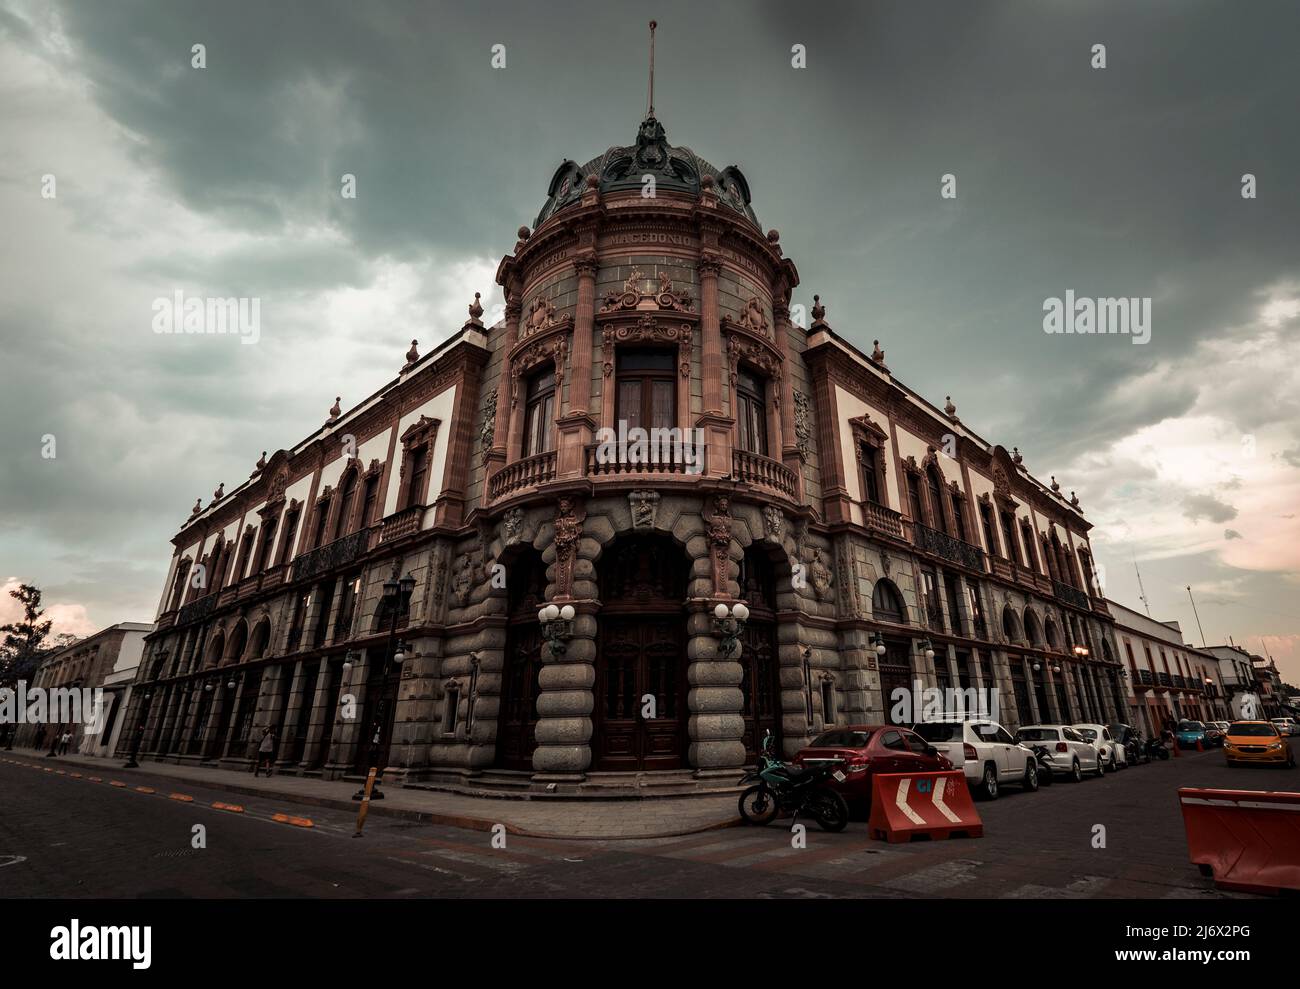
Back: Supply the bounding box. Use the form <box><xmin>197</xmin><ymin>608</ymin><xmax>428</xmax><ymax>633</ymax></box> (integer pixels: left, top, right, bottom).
<box><xmin>918</xmin><ymin>637</ymin><xmax>936</xmax><ymax>661</ymax></box>
<box><xmin>539</xmin><ymin>602</ymin><xmax>576</xmax><ymax>655</ymax></box>
<box><xmin>870</xmin><ymin>632</ymin><xmax>887</xmax><ymax>657</ymax></box>
<box><xmin>712</xmin><ymin>602</ymin><xmax>749</xmax><ymax>659</ymax></box>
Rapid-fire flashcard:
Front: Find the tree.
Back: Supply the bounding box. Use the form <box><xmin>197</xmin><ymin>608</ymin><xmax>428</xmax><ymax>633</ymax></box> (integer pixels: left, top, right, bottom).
<box><xmin>0</xmin><ymin>583</ymin><xmax>54</xmax><ymax>686</ymax></box>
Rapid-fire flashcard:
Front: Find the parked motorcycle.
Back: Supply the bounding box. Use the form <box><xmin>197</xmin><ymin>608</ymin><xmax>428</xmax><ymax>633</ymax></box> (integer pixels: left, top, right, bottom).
<box><xmin>1145</xmin><ymin>736</ymin><xmax>1171</xmax><ymax>761</ymax></box>
<box><xmin>1026</xmin><ymin>744</ymin><xmax>1056</xmax><ymax>785</ymax></box>
<box><xmin>738</xmin><ymin>733</ymin><xmax>850</xmax><ymax>832</ymax></box>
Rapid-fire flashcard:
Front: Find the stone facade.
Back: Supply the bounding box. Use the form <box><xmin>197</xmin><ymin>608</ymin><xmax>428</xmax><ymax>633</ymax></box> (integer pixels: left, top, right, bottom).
<box><xmin>120</xmin><ymin>113</ymin><xmax>1129</xmax><ymax>793</ymax></box>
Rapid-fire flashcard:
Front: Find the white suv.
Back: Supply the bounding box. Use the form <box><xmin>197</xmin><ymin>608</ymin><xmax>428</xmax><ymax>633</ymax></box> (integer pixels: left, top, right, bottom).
<box><xmin>1016</xmin><ymin>724</ymin><xmax>1104</xmax><ymax>782</ymax></box>
<box><xmin>911</xmin><ymin>719</ymin><xmax>1040</xmax><ymax>800</ymax></box>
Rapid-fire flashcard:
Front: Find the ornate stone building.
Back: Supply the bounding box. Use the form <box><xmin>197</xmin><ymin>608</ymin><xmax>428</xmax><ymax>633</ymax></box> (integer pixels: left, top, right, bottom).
<box><xmin>120</xmin><ymin>111</ymin><xmax>1127</xmax><ymax>792</ymax></box>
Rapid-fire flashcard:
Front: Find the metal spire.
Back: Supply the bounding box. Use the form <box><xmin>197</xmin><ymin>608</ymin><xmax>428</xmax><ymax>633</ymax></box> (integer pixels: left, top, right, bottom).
<box><xmin>647</xmin><ymin>20</ymin><xmax>657</xmax><ymax>117</ymax></box>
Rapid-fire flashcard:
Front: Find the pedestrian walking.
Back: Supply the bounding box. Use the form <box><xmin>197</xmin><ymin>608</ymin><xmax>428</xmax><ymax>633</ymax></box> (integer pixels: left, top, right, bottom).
<box><xmin>59</xmin><ymin>729</ymin><xmax>72</xmax><ymax>755</ymax></box>
<box><xmin>253</xmin><ymin>727</ymin><xmax>275</xmax><ymax>777</ymax></box>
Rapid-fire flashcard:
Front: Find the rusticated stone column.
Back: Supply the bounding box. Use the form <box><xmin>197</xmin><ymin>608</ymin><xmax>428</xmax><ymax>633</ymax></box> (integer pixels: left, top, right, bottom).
<box><xmin>532</xmin><ymin>498</ymin><xmax>594</xmax><ymax>778</ymax></box>
<box><xmin>687</xmin><ymin>496</ymin><xmax>745</xmax><ymax>774</ymax></box>
<box><xmin>569</xmin><ymin>254</ymin><xmax>598</xmax><ymax>413</ymax></box>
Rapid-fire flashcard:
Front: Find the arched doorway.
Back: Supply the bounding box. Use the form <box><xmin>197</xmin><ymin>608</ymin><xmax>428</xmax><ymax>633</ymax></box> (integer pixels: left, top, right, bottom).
<box><xmin>738</xmin><ymin>545</ymin><xmax>782</xmax><ymax>762</ymax></box>
<box><xmin>594</xmin><ymin>534</ymin><xmax>689</xmax><ymax>771</ymax></box>
<box><xmin>496</xmin><ymin>548</ymin><xmax>546</xmax><ymax>771</ymax></box>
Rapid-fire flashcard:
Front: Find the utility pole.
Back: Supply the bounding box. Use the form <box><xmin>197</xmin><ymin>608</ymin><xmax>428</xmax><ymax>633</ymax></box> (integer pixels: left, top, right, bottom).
<box><xmin>1186</xmin><ymin>585</ymin><xmax>1206</xmax><ymax>648</ymax></box>
<box><xmin>1133</xmin><ymin>556</ymin><xmax>1151</xmax><ymax>617</ymax></box>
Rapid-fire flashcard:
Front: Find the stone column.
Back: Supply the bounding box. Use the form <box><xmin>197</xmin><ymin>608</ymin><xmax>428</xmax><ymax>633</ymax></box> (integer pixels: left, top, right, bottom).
<box><xmin>273</xmin><ymin>660</ymin><xmax>307</xmax><ymax>769</ymax></box>
<box><xmin>199</xmin><ymin>682</ymin><xmax>230</xmax><ymax>760</ymax></box>
<box><xmin>300</xmin><ymin>658</ymin><xmax>337</xmax><ymax>769</ymax></box>
<box><xmin>698</xmin><ymin>253</ymin><xmax>723</xmax><ymax>415</ymax></box>
<box><xmin>387</xmin><ymin>636</ymin><xmax>442</xmax><ymax>781</ymax></box>
<box><xmin>495</xmin><ymin>295</ymin><xmax>525</xmax><ymax>470</ymax></box>
<box><xmin>325</xmin><ymin>651</ymin><xmax>371</xmax><ymax>777</ymax></box>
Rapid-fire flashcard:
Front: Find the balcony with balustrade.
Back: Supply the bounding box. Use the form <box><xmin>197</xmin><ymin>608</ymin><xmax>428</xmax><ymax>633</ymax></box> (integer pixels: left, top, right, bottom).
<box><xmin>731</xmin><ymin>450</ymin><xmax>799</xmax><ymax>500</ymax></box>
<box><xmin>489</xmin><ymin>450</ymin><xmax>557</xmax><ymax>501</ymax></box>
<box><xmin>860</xmin><ymin>500</ymin><xmax>905</xmax><ymax>539</ymax></box>
<box><xmin>912</xmin><ymin>522</ymin><xmax>987</xmax><ymax>573</ymax></box>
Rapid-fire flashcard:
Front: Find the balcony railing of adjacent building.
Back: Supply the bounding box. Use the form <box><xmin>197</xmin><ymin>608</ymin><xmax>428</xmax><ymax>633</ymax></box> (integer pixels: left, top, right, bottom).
<box><xmin>1157</xmin><ymin>672</ymin><xmax>1173</xmax><ymax>688</ymax></box>
<box><xmin>1052</xmin><ymin>578</ymin><xmax>1091</xmax><ymax>611</ymax></box>
<box><xmin>292</xmin><ymin>528</ymin><xmax>370</xmax><ymax>585</ymax></box>
<box><xmin>583</xmin><ymin>444</ymin><xmax>705</xmax><ymax>480</ymax></box>
<box><xmin>490</xmin><ymin>450</ymin><xmax>557</xmax><ymax>500</ymax></box>
<box><xmin>912</xmin><ymin>522</ymin><xmax>986</xmax><ymax>572</ymax></box>
<box><xmin>861</xmin><ymin>500</ymin><xmax>905</xmax><ymax>539</ymax></box>
<box><xmin>1136</xmin><ymin>668</ymin><xmax>1154</xmax><ymax>686</ymax></box>
<box><xmin>1173</xmin><ymin>674</ymin><xmax>1186</xmax><ymax>689</ymax></box>
<box><xmin>375</xmin><ymin>504</ymin><xmax>423</xmax><ymax>544</ymax></box>
<box><xmin>731</xmin><ymin>450</ymin><xmax>799</xmax><ymax>499</ymax></box>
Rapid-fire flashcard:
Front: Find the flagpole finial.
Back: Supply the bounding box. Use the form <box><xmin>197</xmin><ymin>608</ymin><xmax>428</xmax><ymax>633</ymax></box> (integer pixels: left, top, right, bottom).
<box><xmin>647</xmin><ymin>21</ymin><xmax>657</xmax><ymax>117</ymax></box>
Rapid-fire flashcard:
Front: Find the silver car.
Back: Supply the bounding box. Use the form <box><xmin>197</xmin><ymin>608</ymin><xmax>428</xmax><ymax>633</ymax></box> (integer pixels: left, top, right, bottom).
<box><xmin>1015</xmin><ymin>724</ymin><xmax>1104</xmax><ymax>782</ymax></box>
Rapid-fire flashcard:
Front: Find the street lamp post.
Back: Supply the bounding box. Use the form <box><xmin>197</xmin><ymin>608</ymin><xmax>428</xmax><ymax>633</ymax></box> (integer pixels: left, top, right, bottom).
<box><xmin>352</xmin><ymin>568</ymin><xmax>415</xmax><ymax>801</ymax></box>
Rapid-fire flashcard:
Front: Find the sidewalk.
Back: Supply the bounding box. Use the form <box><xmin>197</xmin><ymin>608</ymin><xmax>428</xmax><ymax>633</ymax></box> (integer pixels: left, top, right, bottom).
<box><xmin>3</xmin><ymin>748</ymin><xmax>740</xmax><ymax>840</ymax></box>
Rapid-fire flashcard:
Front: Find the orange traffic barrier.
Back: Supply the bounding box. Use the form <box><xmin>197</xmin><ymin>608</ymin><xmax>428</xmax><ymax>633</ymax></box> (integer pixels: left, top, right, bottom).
<box><xmin>88</xmin><ymin>776</ymin><xmax>102</xmax><ymax>783</ymax></box>
<box><xmin>135</xmin><ymin>786</ymin><xmax>156</xmax><ymax>794</ymax></box>
<box><xmin>69</xmin><ymin>773</ymin><xmax>82</xmax><ymax>779</ymax></box>
<box><xmin>1179</xmin><ymin>786</ymin><xmax>1300</xmax><ymax>895</ymax></box>
<box><xmin>272</xmin><ymin>812</ymin><xmax>314</xmax><ymax>829</ymax></box>
<box><xmin>109</xmin><ymin>780</ymin><xmax>127</xmax><ymax>787</ymax></box>
<box><xmin>169</xmin><ymin>793</ymin><xmax>194</xmax><ymax>803</ymax></box>
<box><xmin>868</xmin><ymin>770</ymin><xmax>983</xmax><ymax>843</ymax></box>
<box><xmin>1196</xmin><ymin>739</ymin><xmax>1204</xmax><ymax>752</ymax></box>
<box><xmin>211</xmin><ymin>801</ymin><xmax>244</xmax><ymax>813</ymax></box>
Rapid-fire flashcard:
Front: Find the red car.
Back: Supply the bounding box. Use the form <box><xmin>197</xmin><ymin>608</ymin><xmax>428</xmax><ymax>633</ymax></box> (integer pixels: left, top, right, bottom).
<box><xmin>795</xmin><ymin>724</ymin><xmax>954</xmax><ymax>814</ymax></box>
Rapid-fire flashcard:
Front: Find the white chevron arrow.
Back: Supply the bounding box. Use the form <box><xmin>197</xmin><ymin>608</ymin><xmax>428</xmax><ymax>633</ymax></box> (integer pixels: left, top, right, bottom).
<box><xmin>931</xmin><ymin>778</ymin><xmax>961</xmax><ymax>823</ymax></box>
<box><xmin>894</xmin><ymin>778</ymin><xmax>925</xmax><ymax>824</ymax></box>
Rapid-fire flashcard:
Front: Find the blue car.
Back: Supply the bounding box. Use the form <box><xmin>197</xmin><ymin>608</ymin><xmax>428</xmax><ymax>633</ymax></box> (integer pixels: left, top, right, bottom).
<box><xmin>1175</xmin><ymin>720</ymin><xmax>1207</xmax><ymax>749</ymax></box>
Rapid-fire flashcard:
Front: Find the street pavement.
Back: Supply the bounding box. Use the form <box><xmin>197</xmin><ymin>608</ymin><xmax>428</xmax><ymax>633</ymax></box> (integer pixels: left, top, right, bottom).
<box><xmin>2</xmin><ymin>741</ymin><xmax>1296</xmax><ymax>898</ymax></box>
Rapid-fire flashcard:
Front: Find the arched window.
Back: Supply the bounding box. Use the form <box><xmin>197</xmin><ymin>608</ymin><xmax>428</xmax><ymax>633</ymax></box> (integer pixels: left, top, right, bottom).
<box><xmin>871</xmin><ymin>579</ymin><xmax>907</xmax><ymax>625</ymax></box>
<box><xmin>334</xmin><ymin>470</ymin><xmax>358</xmax><ymax>540</ymax></box>
<box><xmin>1021</xmin><ymin>520</ymin><xmax>1039</xmax><ymax>573</ymax></box>
<box><xmin>926</xmin><ymin>465</ymin><xmax>949</xmax><ymax>534</ymax></box>
<box><xmin>1003</xmin><ymin>605</ymin><xmax>1024</xmax><ymax>643</ymax></box>
<box><xmin>1044</xmin><ymin>617</ymin><xmax>1061</xmax><ymax>651</ymax></box>
<box><xmin>247</xmin><ymin>618</ymin><xmax>271</xmax><ymax>660</ymax></box>
<box><xmin>1024</xmin><ymin>609</ymin><xmax>1043</xmax><ymax>647</ymax></box>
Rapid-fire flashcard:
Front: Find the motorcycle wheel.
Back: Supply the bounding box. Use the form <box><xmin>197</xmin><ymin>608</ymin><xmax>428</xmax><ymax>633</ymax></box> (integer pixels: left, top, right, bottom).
<box><xmin>806</xmin><ymin>787</ymin><xmax>850</xmax><ymax>833</ymax></box>
<box><xmin>738</xmin><ymin>784</ymin><xmax>779</xmax><ymax>826</ymax></box>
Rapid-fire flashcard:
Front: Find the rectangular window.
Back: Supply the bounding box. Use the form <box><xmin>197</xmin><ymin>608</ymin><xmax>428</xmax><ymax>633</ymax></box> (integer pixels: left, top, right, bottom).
<box><xmin>922</xmin><ymin>569</ymin><xmax>943</xmax><ymax>632</ymax></box>
<box><xmin>403</xmin><ymin>445</ymin><xmax>428</xmax><ymax>510</ymax></box>
<box><xmin>524</xmin><ymin>368</ymin><xmax>556</xmax><ymax>457</ymax></box>
<box><xmin>951</xmin><ymin>494</ymin><xmax>968</xmax><ymax>543</ymax></box>
<box><xmin>980</xmin><ymin>503</ymin><xmax>999</xmax><ymax>557</ymax></box>
<box><xmin>256</xmin><ymin>520</ymin><xmax>278</xmax><ymax>573</ymax></box>
<box><xmin>906</xmin><ymin>474</ymin><xmax>924</xmax><ymax>522</ymax></box>
<box><xmin>735</xmin><ymin>368</ymin><xmax>768</xmax><ymax>456</ymax></box>
<box><xmin>278</xmin><ymin>509</ymin><xmax>300</xmax><ymax>565</ymax></box>
<box><xmin>967</xmin><ymin>583</ymin><xmax>987</xmax><ymax>637</ymax></box>
<box><xmin>820</xmin><ymin>679</ymin><xmax>836</xmax><ymax>728</ymax></box>
<box><xmin>1000</xmin><ymin>511</ymin><xmax>1020</xmax><ymax>565</ymax></box>
<box><xmin>616</xmin><ymin>349</ymin><xmax>675</xmax><ymax>437</ymax></box>
<box><xmin>944</xmin><ymin>572</ymin><xmax>965</xmax><ymax>637</ymax></box>
<box><xmin>443</xmin><ymin>683</ymin><xmax>461</xmax><ymax>735</ymax></box>
<box><xmin>360</xmin><ymin>475</ymin><xmax>379</xmax><ymax>529</ymax></box>
<box><xmin>861</xmin><ymin>446</ymin><xmax>882</xmax><ymax>504</ymax></box>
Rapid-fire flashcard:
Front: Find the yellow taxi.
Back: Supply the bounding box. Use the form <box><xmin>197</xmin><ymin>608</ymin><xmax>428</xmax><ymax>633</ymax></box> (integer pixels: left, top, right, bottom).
<box><xmin>1223</xmin><ymin>720</ymin><xmax>1296</xmax><ymax>768</ymax></box>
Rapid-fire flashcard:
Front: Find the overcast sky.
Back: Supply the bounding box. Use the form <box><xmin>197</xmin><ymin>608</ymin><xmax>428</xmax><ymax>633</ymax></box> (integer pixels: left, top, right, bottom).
<box><xmin>2</xmin><ymin>0</ymin><xmax>1297</xmax><ymax>682</ymax></box>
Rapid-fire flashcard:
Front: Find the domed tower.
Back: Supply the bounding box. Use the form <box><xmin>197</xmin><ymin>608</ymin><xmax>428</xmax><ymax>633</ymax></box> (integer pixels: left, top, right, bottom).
<box><xmin>483</xmin><ymin>108</ymin><xmax>803</xmax><ymax>502</ymax></box>
<box><xmin>472</xmin><ymin>52</ymin><xmax>813</xmax><ymax>779</ymax></box>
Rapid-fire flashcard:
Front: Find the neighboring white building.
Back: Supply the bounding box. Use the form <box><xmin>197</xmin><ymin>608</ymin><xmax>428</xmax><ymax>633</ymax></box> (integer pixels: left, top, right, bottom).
<box><xmin>1108</xmin><ymin>601</ymin><xmax>1223</xmax><ymax>734</ymax></box>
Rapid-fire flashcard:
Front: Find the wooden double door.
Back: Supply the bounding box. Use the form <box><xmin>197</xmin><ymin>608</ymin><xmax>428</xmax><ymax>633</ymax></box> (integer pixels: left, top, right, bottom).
<box><xmin>496</xmin><ymin>622</ymin><xmax>543</xmax><ymax>771</ymax></box>
<box><xmin>594</xmin><ymin>615</ymin><xmax>686</xmax><ymax>771</ymax></box>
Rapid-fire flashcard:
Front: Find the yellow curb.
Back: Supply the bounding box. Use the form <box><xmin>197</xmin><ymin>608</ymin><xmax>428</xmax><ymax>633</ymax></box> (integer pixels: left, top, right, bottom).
<box><xmin>169</xmin><ymin>793</ymin><xmax>194</xmax><ymax>803</ymax></box>
<box><xmin>109</xmin><ymin>780</ymin><xmax>127</xmax><ymax>787</ymax></box>
<box><xmin>272</xmin><ymin>812</ymin><xmax>314</xmax><ymax>828</ymax></box>
<box><xmin>135</xmin><ymin>786</ymin><xmax>156</xmax><ymax>794</ymax></box>
<box><xmin>212</xmin><ymin>801</ymin><xmax>245</xmax><ymax>813</ymax></box>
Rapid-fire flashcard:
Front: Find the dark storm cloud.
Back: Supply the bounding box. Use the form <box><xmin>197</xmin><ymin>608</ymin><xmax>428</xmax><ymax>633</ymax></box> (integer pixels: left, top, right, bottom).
<box><xmin>3</xmin><ymin>0</ymin><xmax>1300</xmax><ymax>646</ymax></box>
